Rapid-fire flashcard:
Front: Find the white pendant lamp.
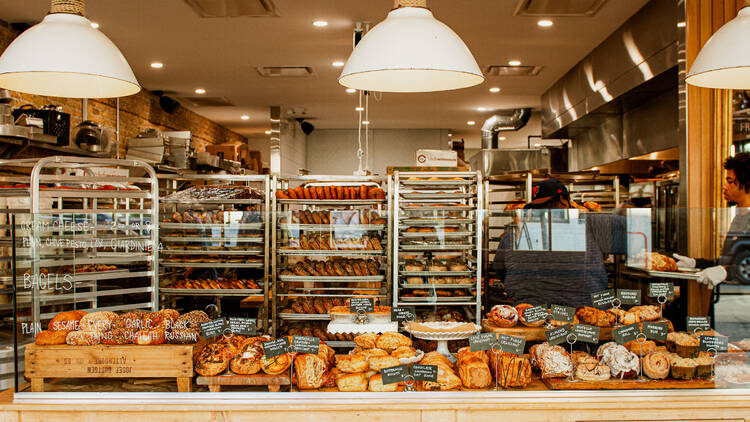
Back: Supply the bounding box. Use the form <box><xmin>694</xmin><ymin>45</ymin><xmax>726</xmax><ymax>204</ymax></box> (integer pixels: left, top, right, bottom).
<box><xmin>686</xmin><ymin>2</ymin><xmax>750</xmax><ymax>89</ymax></box>
<box><xmin>338</xmin><ymin>0</ymin><xmax>484</xmax><ymax>93</ymax></box>
<box><xmin>0</xmin><ymin>0</ymin><xmax>140</xmax><ymax>98</ymax></box>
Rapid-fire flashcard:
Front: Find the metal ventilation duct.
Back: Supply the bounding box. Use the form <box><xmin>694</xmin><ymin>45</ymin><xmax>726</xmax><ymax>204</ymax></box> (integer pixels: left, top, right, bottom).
<box><xmin>184</xmin><ymin>0</ymin><xmax>278</xmax><ymax>18</ymax></box>
<box><xmin>514</xmin><ymin>0</ymin><xmax>607</xmax><ymax>17</ymax></box>
<box><xmin>481</xmin><ymin>108</ymin><xmax>532</xmax><ymax>149</ymax></box>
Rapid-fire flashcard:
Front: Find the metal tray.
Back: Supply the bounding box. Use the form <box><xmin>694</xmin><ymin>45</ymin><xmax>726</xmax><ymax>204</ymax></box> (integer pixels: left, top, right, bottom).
<box><xmin>399</xmin><ymin>180</ymin><xmax>474</xmax><ymax>187</ymax></box>
<box><xmin>400</xmin><ymin>271</ymin><xmax>474</xmax><ymax>276</ymax></box>
<box><xmin>398</xmin><ymin>296</ymin><xmax>475</xmax><ymax>302</ymax></box>
<box><xmin>161</xmin><ymin>236</ymin><xmax>263</xmax><ymax>243</ymax></box>
<box><xmin>277</xmin><ymin>224</ymin><xmax>385</xmax><ymax>231</ymax></box>
<box><xmin>400</xmin><ymin>192</ymin><xmax>475</xmax><ymax>200</ymax></box>
<box><xmin>287</xmin><ymin>287</ymin><xmax>386</xmax><ymax>292</ymax></box>
<box><xmin>160</xmin><ymin>198</ymin><xmax>263</xmax><ymax>205</ymax></box>
<box><xmin>277</xmin><ymin>293</ymin><xmax>385</xmax><ymax>298</ymax></box>
<box><xmin>399</xmin><ymin>218</ymin><xmax>475</xmax><ymax>226</ymax></box>
<box><xmin>160</xmin><ymin>287</ymin><xmax>263</xmax><ymax>296</ymax></box>
<box><xmin>279</xmin><ymin>275</ymin><xmax>384</xmax><ymax>282</ymax></box>
<box><xmin>277</xmin><ymin>249</ymin><xmax>384</xmax><ymax>256</ymax></box>
<box><xmin>323</xmin><ymin>341</ymin><xmax>355</xmax><ymax>348</ymax></box>
<box><xmin>278</xmin><ymin>313</ymin><xmax>331</xmax><ymax>320</ymax></box>
<box><xmin>277</xmin><ymin>199</ymin><xmax>385</xmax><ymax>205</ymax></box>
<box><xmin>400</xmin><ymin>205</ymin><xmax>475</xmax><ymax>211</ymax></box>
<box><xmin>399</xmin><ymin>244</ymin><xmax>475</xmax><ymax>251</ymax></box>
<box><xmin>160</xmin><ymin>261</ymin><xmax>263</xmax><ymax>268</ymax></box>
<box><xmin>161</xmin><ymin>248</ymin><xmax>263</xmax><ymax>255</ymax></box>
<box><xmin>399</xmin><ymin>231</ymin><xmax>474</xmax><ymax>239</ymax></box>
<box><xmin>626</xmin><ymin>265</ymin><xmax>701</xmax><ymax>280</ymax></box>
<box><xmin>160</xmin><ymin>223</ymin><xmax>264</xmax><ymax>230</ymax></box>
<box><xmin>399</xmin><ymin>283</ymin><xmax>475</xmax><ymax>289</ymax></box>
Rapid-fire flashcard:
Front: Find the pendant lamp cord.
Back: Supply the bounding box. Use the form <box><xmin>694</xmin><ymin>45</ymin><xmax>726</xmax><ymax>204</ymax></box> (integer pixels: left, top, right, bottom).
<box><xmin>394</xmin><ymin>0</ymin><xmax>427</xmax><ymax>9</ymax></box>
<box><xmin>50</xmin><ymin>0</ymin><xmax>85</xmax><ymax>16</ymax></box>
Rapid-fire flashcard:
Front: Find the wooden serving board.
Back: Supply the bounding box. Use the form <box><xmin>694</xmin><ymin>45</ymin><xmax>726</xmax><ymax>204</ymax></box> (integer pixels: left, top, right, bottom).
<box><xmin>196</xmin><ymin>373</ymin><xmax>290</xmax><ymax>392</ymax></box>
<box><xmin>543</xmin><ymin>377</ymin><xmax>715</xmax><ymax>390</ymax></box>
<box><xmin>25</xmin><ymin>344</ymin><xmax>194</xmax><ymax>392</ymax></box>
<box><xmin>481</xmin><ymin>320</ymin><xmax>614</xmax><ymax>341</ymax></box>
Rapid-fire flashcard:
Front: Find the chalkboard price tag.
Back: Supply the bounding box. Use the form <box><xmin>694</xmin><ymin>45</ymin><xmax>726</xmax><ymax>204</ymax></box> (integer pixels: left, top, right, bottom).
<box><xmin>545</xmin><ymin>324</ymin><xmax>572</xmax><ymax>346</ymax></box>
<box><xmin>700</xmin><ymin>335</ymin><xmax>728</xmax><ymax>352</ymax></box>
<box><xmin>228</xmin><ymin>318</ymin><xmax>257</xmax><ymax>336</ymax></box>
<box><xmin>381</xmin><ymin>365</ymin><xmax>409</xmax><ymax>385</ymax></box>
<box><xmin>262</xmin><ymin>337</ymin><xmax>291</xmax><ymax>358</ymax></box>
<box><xmin>411</xmin><ymin>364</ymin><xmax>438</xmax><ymax>382</ymax></box>
<box><xmin>687</xmin><ymin>316</ymin><xmax>712</xmax><ymax>332</ymax></box>
<box><xmin>292</xmin><ymin>336</ymin><xmax>320</xmax><ymax>354</ymax></box>
<box><xmin>613</xmin><ymin>323</ymin><xmax>640</xmax><ymax>345</ymax></box>
<box><xmin>469</xmin><ymin>332</ymin><xmax>496</xmax><ymax>352</ymax></box>
<box><xmin>522</xmin><ymin>306</ymin><xmax>548</xmax><ymax>324</ymax></box>
<box><xmin>349</xmin><ymin>297</ymin><xmax>374</xmax><ymax>313</ymax></box>
<box><xmin>648</xmin><ymin>282</ymin><xmax>674</xmax><ymax>298</ymax></box>
<box><xmin>391</xmin><ymin>306</ymin><xmax>416</xmax><ymax>322</ymax></box>
<box><xmin>642</xmin><ymin>322</ymin><xmax>669</xmax><ymax>341</ymax></box>
<box><xmin>617</xmin><ymin>289</ymin><xmax>642</xmax><ymax>306</ymax></box>
<box><xmin>200</xmin><ymin>318</ymin><xmax>227</xmax><ymax>339</ymax></box>
<box><xmin>497</xmin><ymin>333</ymin><xmax>526</xmax><ymax>355</ymax></box>
<box><xmin>550</xmin><ymin>304</ymin><xmax>575</xmax><ymax>322</ymax></box>
<box><xmin>573</xmin><ymin>324</ymin><xmax>601</xmax><ymax>344</ymax></box>
<box><xmin>591</xmin><ymin>289</ymin><xmax>616</xmax><ymax>309</ymax></box>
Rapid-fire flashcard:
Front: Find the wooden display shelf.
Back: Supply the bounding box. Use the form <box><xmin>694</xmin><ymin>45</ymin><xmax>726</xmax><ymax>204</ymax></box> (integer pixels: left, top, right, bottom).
<box><xmin>196</xmin><ymin>373</ymin><xmax>290</xmax><ymax>392</ymax></box>
<box><xmin>25</xmin><ymin>344</ymin><xmax>194</xmax><ymax>392</ymax></box>
<box><xmin>543</xmin><ymin>376</ymin><xmax>715</xmax><ymax>390</ymax></box>
<box><xmin>481</xmin><ymin>320</ymin><xmax>614</xmax><ymax>341</ymax></box>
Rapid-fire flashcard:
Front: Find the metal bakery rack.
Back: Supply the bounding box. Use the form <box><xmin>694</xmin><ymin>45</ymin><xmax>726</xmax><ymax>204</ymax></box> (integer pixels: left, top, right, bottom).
<box><xmin>392</xmin><ymin>171</ymin><xmax>483</xmax><ymax>323</ymax></box>
<box><xmin>19</xmin><ymin>157</ymin><xmax>159</xmax><ymax>337</ymax></box>
<box><xmin>272</xmin><ymin>175</ymin><xmax>392</xmax><ymax>346</ymax></box>
<box><xmin>157</xmin><ymin>173</ymin><xmax>270</xmax><ymax>332</ymax></box>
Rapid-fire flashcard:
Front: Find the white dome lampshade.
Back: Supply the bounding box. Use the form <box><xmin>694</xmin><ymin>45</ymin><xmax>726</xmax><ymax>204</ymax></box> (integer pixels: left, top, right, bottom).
<box><xmin>0</xmin><ymin>0</ymin><xmax>140</xmax><ymax>98</ymax></box>
<box><xmin>338</xmin><ymin>0</ymin><xmax>484</xmax><ymax>93</ymax></box>
<box><xmin>686</xmin><ymin>3</ymin><xmax>750</xmax><ymax>89</ymax></box>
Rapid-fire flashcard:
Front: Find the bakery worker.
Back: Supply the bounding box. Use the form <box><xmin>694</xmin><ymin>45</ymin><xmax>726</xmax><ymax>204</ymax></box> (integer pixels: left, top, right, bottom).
<box><xmin>673</xmin><ymin>152</ymin><xmax>750</xmax><ymax>287</ymax></box>
<box><xmin>492</xmin><ymin>179</ymin><xmax>627</xmax><ymax>307</ymax></box>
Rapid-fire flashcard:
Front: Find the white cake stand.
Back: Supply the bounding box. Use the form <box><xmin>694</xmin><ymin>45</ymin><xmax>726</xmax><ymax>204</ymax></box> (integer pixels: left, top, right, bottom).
<box><xmin>405</xmin><ymin>322</ymin><xmax>481</xmax><ymax>363</ymax></box>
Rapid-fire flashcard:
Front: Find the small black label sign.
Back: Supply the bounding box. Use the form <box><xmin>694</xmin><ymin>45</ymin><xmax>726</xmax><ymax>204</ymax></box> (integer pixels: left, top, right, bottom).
<box><xmin>613</xmin><ymin>323</ymin><xmax>640</xmax><ymax>345</ymax></box>
<box><xmin>617</xmin><ymin>289</ymin><xmax>642</xmax><ymax>306</ymax></box>
<box><xmin>700</xmin><ymin>335</ymin><xmax>728</xmax><ymax>352</ymax></box>
<box><xmin>550</xmin><ymin>304</ymin><xmax>575</xmax><ymax>323</ymax></box>
<box><xmin>228</xmin><ymin>318</ymin><xmax>257</xmax><ymax>336</ymax></box>
<box><xmin>469</xmin><ymin>332</ymin><xmax>496</xmax><ymax>352</ymax></box>
<box><xmin>648</xmin><ymin>282</ymin><xmax>675</xmax><ymax>298</ymax></box>
<box><xmin>591</xmin><ymin>289</ymin><xmax>617</xmax><ymax>309</ymax></box>
<box><xmin>642</xmin><ymin>322</ymin><xmax>669</xmax><ymax>341</ymax></box>
<box><xmin>381</xmin><ymin>365</ymin><xmax>410</xmax><ymax>385</ymax></box>
<box><xmin>200</xmin><ymin>318</ymin><xmax>227</xmax><ymax>339</ymax></box>
<box><xmin>391</xmin><ymin>306</ymin><xmax>416</xmax><ymax>322</ymax></box>
<box><xmin>687</xmin><ymin>316</ymin><xmax>712</xmax><ymax>332</ymax></box>
<box><xmin>262</xmin><ymin>337</ymin><xmax>291</xmax><ymax>358</ymax></box>
<box><xmin>573</xmin><ymin>324</ymin><xmax>601</xmax><ymax>344</ymax></box>
<box><xmin>497</xmin><ymin>334</ymin><xmax>526</xmax><ymax>355</ymax></box>
<box><xmin>292</xmin><ymin>336</ymin><xmax>320</xmax><ymax>354</ymax></box>
<box><xmin>522</xmin><ymin>306</ymin><xmax>548</xmax><ymax>324</ymax></box>
<box><xmin>411</xmin><ymin>364</ymin><xmax>438</xmax><ymax>382</ymax></box>
<box><xmin>349</xmin><ymin>297</ymin><xmax>374</xmax><ymax>313</ymax></box>
<box><xmin>545</xmin><ymin>324</ymin><xmax>572</xmax><ymax>346</ymax></box>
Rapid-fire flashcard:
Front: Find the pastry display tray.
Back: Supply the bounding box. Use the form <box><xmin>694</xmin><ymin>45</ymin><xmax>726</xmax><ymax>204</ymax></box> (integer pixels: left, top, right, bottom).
<box><xmin>397</xmin><ymin>300</ymin><xmax>478</xmax><ymax>306</ymax></box>
<box><xmin>277</xmin><ymin>224</ymin><xmax>385</xmax><ymax>231</ymax></box>
<box><xmin>277</xmin><ymin>249</ymin><xmax>384</xmax><ymax>256</ymax></box>
<box><xmin>543</xmin><ymin>377</ymin><xmax>715</xmax><ymax>390</ymax></box>
<box><xmin>279</xmin><ymin>275</ymin><xmax>384</xmax><ymax>282</ymax></box>
<box><xmin>399</xmin><ymin>283</ymin><xmax>475</xmax><ymax>289</ymax></box>
<box><xmin>161</xmin><ymin>236</ymin><xmax>263</xmax><ymax>243</ymax></box>
<box><xmin>398</xmin><ymin>296</ymin><xmax>475</xmax><ymax>302</ymax></box>
<box><xmin>481</xmin><ymin>320</ymin><xmax>613</xmax><ymax>341</ymax></box>
<box><xmin>324</xmin><ymin>341</ymin><xmax>356</xmax><ymax>348</ymax></box>
<box><xmin>400</xmin><ymin>192</ymin><xmax>475</xmax><ymax>200</ymax></box>
<box><xmin>399</xmin><ymin>231</ymin><xmax>474</xmax><ymax>239</ymax></box>
<box><xmin>160</xmin><ymin>223</ymin><xmax>264</xmax><ymax>230</ymax></box>
<box><xmin>277</xmin><ymin>199</ymin><xmax>385</xmax><ymax>205</ymax></box>
<box><xmin>400</xmin><ymin>218</ymin><xmax>475</xmax><ymax>226</ymax></box>
<box><xmin>160</xmin><ymin>198</ymin><xmax>263</xmax><ymax>205</ymax></box>
<box><xmin>160</xmin><ymin>261</ymin><xmax>263</xmax><ymax>268</ymax></box>
<box><xmin>160</xmin><ymin>287</ymin><xmax>263</xmax><ymax>296</ymax></box>
<box><xmin>278</xmin><ymin>313</ymin><xmax>331</xmax><ymax>320</ymax></box>
<box><xmin>400</xmin><ymin>271</ymin><xmax>474</xmax><ymax>276</ymax></box>
<box><xmin>161</xmin><ymin>249</ymin><xmax>263</xmax><ymax>255</ymax></box>
<box><xmin>626</xmin><ymin>265</ymin><xmax>701</xmax><ymax>280</ymax></box>
<box><xmin>399</xmin><ymin>244</ymin><xmax>475</xmax><ymax>251</ymax></box>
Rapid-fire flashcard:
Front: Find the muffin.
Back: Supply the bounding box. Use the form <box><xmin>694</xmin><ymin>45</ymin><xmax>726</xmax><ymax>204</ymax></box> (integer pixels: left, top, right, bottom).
<box><xmin>667</xmin><ymin>332</ymin><xmax>700</xmax><ymax>358</ymax></box>
<box><xmin>669</xmin><ymin>354</ymin><xmax>697</xmax><ymax>380</ymax></box>
<box><xmin>694</xmin><ymin>352</ymin><xmax>713</xmax><ymax>379</ymax></box>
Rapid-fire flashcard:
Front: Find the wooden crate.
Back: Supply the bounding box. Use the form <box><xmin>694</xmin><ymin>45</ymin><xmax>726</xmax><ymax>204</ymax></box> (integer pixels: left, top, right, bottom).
<box><xmin>25</xmin><ymin>344</ymin><xmax>194</xmax><ymax>392</ymax></box>
<box><xmin>196</xmin><ymin>373</ymin><xmax>290</xmax><ymax>392</ymax></box>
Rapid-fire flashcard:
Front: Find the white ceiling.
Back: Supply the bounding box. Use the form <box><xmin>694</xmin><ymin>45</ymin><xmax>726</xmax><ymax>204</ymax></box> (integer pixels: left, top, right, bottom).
<box><xmin>0</xmin><ymin>0</ymin><xmax>648</xmax><ymax>143</ymax></box>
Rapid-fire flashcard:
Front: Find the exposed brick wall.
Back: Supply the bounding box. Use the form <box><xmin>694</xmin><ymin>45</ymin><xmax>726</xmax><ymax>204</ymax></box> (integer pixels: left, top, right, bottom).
<box><xmin>0</xmin><ymin>20</ymin><xmax>246</xmax><ymax>157</ymax></box>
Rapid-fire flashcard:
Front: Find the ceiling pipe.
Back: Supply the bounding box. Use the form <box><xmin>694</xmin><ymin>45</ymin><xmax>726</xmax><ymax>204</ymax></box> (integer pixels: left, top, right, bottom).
<box><xmin>480</xmin><ymin>108</ymin><xmax>531</xmax><ymax>149</ymax></box>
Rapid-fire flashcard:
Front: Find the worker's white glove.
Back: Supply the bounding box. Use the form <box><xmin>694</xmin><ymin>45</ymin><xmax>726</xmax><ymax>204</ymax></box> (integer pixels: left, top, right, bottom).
<box><xmin>673</xmin><ymin>253</ymin><xmax>696</xmax><ymax>269</ymax></box>
<box><xmin>696</xmin><ymin>265</ymin><xmax>727</xmax><ymax>289</ymax></box>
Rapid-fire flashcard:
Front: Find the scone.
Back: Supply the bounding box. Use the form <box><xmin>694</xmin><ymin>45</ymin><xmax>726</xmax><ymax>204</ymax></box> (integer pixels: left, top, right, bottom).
<box><xmin>368</xmin><ymin>355</ymin><xmax>401</xmax><ymax>371</ymax></box>
<box><xmin>356</xmin><ymin>348</ymin><xmax>389</xmax><ymax>360</ymax></box>
<box><xmin>375</xmin><ymin>332</ymin><xmax>412</xmax><ymax>352</ymax></box>
<box><xmin>336</xmin><ymin>354</ymin><xmax>369</xmax><ymax>373</ymax></box>
<box><xmin>336</xmin><ymin>372</ymin><xmax>368</xmax><ymax>392</ymax></box>
<box><xmin>391</xmin><ymin>346</ymin><xmax>416</xmax><ymax>360</ymax></box>
<box><xmin>354</xmin><ymin>333</ymin><xmax>379</xmax><ymax>349</ymax></box>
<box><xmin>368</xmin><ymin>373</ymin><xmax>398</xmax><ymax>392</ymax></box>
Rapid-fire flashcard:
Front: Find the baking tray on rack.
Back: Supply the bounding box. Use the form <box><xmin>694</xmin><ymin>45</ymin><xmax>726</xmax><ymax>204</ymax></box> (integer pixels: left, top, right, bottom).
<box><xmin>277</xmin><ymin>293</ymin><xmax>385</xmax><ymax>298</ymax></box>
<box><xmin>279</xmin><ymin>275</ymin><xmax>384</xmax><ymax>282</ymax></box>
<box><xmin>398</xmin><ymin>296</ymin><xmax>475</xmax><ymax>302</ymax></box>
<box><xmin>160</xmin><ymin>223</ymin><xmax>264</xmax><ymax>230</ymax></box>
<box><xmin>277</xmin><ymin>224</ymin><xmax>385</xmax><ymax>231</ymax></box>
<box><xmin>277</xmin><ymin>249</ymin><xmax>385</xmax><ymax>256</ymax></box>
<box><xmin>160</xmin><ymin>287</ymin><xmax>262</xmax><ymax>296</ymax></box>
<box><xmin>161</xmin><ymin>249</ymin><xmax>264</xmax><ymax>255</ymax></box>
<box><xmin>161</xmin><ymin>236</ymin><xmax>264</xmax><ymax>243</ymax></box>
<box><xmin>626</xmin><ymin>265</ymin><xmax>701</xmax><ymax>280</ymax></box>
<box><xmin>324</xmin><ymin>341</ymin><xmax>355</xmax><ymax>348</ymax></box>
<box><xmin>400</xmin><ymin>271</ymin><xmax>474</xmax><ymax>277</ymax></box>
<box><xmin>160</xmin><ymin>261</ymin><xmax>263</xmax><ymax>268</ymax></box>
<box><xmin>400</xmin><ymin>192</ymin><xmax>475</xmax><ymax>200</ymax></box>
<box><xmin>399</xmin><ymin>179</ymin><xmax>474</xmax><ymax>187</ymax></box>
<box><xmin>400</xmin><ymin>205</ymin><xmax>475</xmax><ymax>211</ymax></box>
<box><xmin>399</xmin><ymin>244</ymin><xmax>475</xmax><ymax>251</ymax></box>
<box><xmin>287</xmin><ymin>287</ymin><xmax>386</xmax><ymax>292</ymax></box>
<box><xmin>278</xmin><ymin>313</ymin><xmax>331</xmax><ymax>320</ymax></box>
<box><xmin>399</xmin><ymin>231</ymin><xmax>474</xmax><ymax>239</ymax></box>
<box><xmin>399</xmin><ymin>218</ymin><xmax>475</xmax><ymax>226</ymax></box>
<box><xmin>160</xmin><ymin>198</ymin><xmax>263</xmax><ymax>205</ymax></box>
<box><xmin>277</xmin><ymin>199</ymin><xmax>385</xmax><ymax>205</ymax></box>
<box><xmin>399</xmin><ymin>283</ymin><xmax>475</xmax><ymax>289</ymax></box>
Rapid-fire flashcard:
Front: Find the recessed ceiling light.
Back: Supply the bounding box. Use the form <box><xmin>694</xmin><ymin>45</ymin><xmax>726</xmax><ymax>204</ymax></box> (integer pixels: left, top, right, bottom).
<box><xmin>332</xmin><ymin>61</ymin><xmax>345</xmax><ymax>67</ymax></box>
<box><xmin>534</xmin><ymin>143</ymin><xmax>541</xmax><ymax>147</ymax></box>
<box><xmin>194</xmin><ymin>88</ymin><xmax>206</xmax><ymax>94</ymax></box>
<box><xmin>489</xmin><ymin>87</ymin><xmax>500</xmax><ymax>93</ymax></box>
<box><xmin>467</xmin><ymin>121</ymin><xmax>476</xmax><ymax>126</ymax></box>
<box><xmin>508</xmin><ymin>60</ymin><xmax>522</xmax><ymax>66</ymax></box>
<box><xmin>499</xmin><ymin>136</ymin><xmax>507</xmax><ymax>141</ymax></box>
<box><xmin>313</xmin><ymin>20</ymin><xmax>328</xmax><ymax>27</ymax></box>
<box><xmin>477</xmin><ymin>107</ymin><xmax>487</xmax><ymax>112</ymax></box>
<box><xmin>241</xmin><ymin>115</ymin><xmax>250</xmax><ymax>120</ymax></box>
<box><xmin>355</xmin><ymin>106</ymin><xmax>364</xmax><ymax>111</ymax></box>
<box><xmin>346</xmin><ymin>88</ymin><xmax>356</xmax><ymax>93</ymax></box>
<box><xmin>537</xmin><ymin>19</ymin><xmax>553</xmax><ymax>27</ymax></box>
<box><xmin>265</xmin><ymin>130</ymin><xmax>272</xmax><ymax>135</ymax></box>
<box><xmin>448</xmin><ymin>133</ymin><xmax>453</xmax><ymax>137</ymax></box>
<box><xmin>90</xmin><ymin>22</ymin><xmax>99</xmax><ymax>29</ymax></box>
<box><xmin>677</xmin><ymin>21</ymin><xmax>686</xmax><ymax>28</ymax></box>
<box><xmin>150</xmin><ymin>62</ymin><xmax>163</xmax><ymax>69</ymax></box>
<box><xmin>362</xmin><ymin>120</ymin><xmax>370</xmax><ymax>125</ymax></box>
